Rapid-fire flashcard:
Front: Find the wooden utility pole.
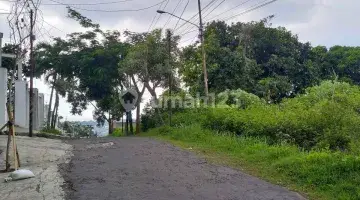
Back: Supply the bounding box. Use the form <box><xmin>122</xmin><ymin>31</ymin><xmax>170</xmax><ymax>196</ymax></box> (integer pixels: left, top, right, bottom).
<box><xmin>197</xmin><ymin>0</ymin><xmax>209</xmax><ymax>97</ymax></box>
<box><xmin>167</xmin><ymin>30</ymin><xmax>172</xmax><ymax>127</ymax></box>
<box><xmin>29</xmin><ymin>9</ymin><xmax>34</xmax><ymax>137</ymax></box>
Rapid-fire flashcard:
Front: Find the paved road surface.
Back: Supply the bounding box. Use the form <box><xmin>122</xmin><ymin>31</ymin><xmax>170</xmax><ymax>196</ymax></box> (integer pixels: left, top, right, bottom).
<box><xmin>60</xmin><ymin>137</ymin><xmax>305</xmax><ymax>200</ymax></box>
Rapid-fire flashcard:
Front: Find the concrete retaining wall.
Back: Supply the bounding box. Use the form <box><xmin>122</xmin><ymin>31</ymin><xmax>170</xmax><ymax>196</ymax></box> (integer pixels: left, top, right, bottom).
<box><xmin>0</xmin><ymin>68</ymin><xmax>7</xmax><ymax>126</ymax></box>
<box><xmin>15</xmin><ymin>81</ymin><xmax>28</xmax><ymax>128</ymax></box>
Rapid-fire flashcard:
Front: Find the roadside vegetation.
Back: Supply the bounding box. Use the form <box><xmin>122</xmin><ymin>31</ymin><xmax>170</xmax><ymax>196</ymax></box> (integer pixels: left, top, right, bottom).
<box><xmin>142</xmin><ymin>81</ymin><xmax>360</xmax><ymax>199</ymax></box>
<box><xmin>139</xmin><ymin>18</ymin><xmax>360</xmax><ymax>200</ymax></box>
<box><xmin>40</xmin><ymin>127</ymin><xmax>62</xmax><ymax>135</ymax></box>
<box><xmin>3</xmin><ymin>7</ymin><xmax>359</xmax><ymax>199</ymax></box>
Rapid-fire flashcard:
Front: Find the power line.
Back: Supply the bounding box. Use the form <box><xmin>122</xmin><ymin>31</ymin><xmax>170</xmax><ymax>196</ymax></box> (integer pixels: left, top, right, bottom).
<box><xmin>47</xmin><ymin>0</ymin><xmax>167</xmax><ymax>12</ymax></box>
<box><xmin>175</xmin><ymin>0</ymin><xmax>219</xmax><ymax>35</ymax></box>
<box><xmin>206</xmin><ymin>0</ymin><xmax>254</xmax><ymax>21</ymax></box>
<box><xmin>162</xmin><ymin>0</ymin><xmax>183</xmax><ymax>29</ymax></box>
<box><xmin>180</xmin><ymin>35</ymin><xmax>198</xmax><ymax>44</ymax></box>
<box><xmin>37</xmin><ymin>8</ymin><xmax>65</xmax><ymax>33</ymax></box>
<box><xmin>174</xmin><ymin>0</ymin><xmax>189</xmax><ymax>30</ymax></box>
<box><xmin>0</xmin><ymin>0</ymin><xmax>133</xmax><ymax>4</ymax></box>
<box><xmin>202</xmin><ymin>0</ymin><xmax>226</xmax><ymax>19</ymax></box>
<box><xmin>39</xmin><ymin>0</ymin><xmax>134</xmax><ymax>6</ymax></box>
<box><xmin>179</xmin><ymin>28</ymin><xmax>197</xmax><ymax>36</ymax></box>
<box><xmin>152</xmin><ymin>0</ymin><xmax>170</xmax><ymax>29</ymax></box>
<box><xmin>148</xmin><ymin>0</ymin><xmax>167</xmax><ymax>32</ymax></box>
<box><xmin>174</xmin><ymin>0</ymin><xmax>218</xmax><ymax>32</ymax></box>
<box><xmin>222</xmin><ymin>0</ymin><xmax>277</xmax><ymax>21</ymax></box>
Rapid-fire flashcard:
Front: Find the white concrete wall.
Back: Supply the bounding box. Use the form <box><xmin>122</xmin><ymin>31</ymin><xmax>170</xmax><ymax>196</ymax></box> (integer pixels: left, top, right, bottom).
<box><xmin>38</xmin><ymin>93</ymin><xmax>45</xmax><ymax>128</ymax></box>
<box><xmin>15</xmin><ymin>81</ymin><xmax>28</xmax><ymax>128</ymax></box>
<box><xmin>44</xmin><ymin>104</ymin><xmax>49</xmax><ymax>127</ymax></box>
<box><xmin>34</xmin><ymin>88</ymin><xmax>39</xmax><ymax>130</ymax></box>
<box><xmin>0</xmin><ymin>68</ymin><xmax>7</xmax><ymax>126</ymax></box>
<box><xmin>25</xmin><ymin>89</ymin><xmax>29</xmax><ymax>128</ymax></box>
<box><xmin>29</xmin><ymin>88</ymin><xmax>40</xmax><ymax>130</ymax></box>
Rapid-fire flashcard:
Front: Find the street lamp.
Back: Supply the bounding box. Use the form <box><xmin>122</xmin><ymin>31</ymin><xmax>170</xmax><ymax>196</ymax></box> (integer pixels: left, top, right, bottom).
<box><xmin>157</xmin><ymin>7</ymin><xmax>209</xmax><ymax>97</ymax></box>
<box><xmin>157</xmin><ymin>10</ymin><xmax>200</xmax><ymax>28</ymax></box>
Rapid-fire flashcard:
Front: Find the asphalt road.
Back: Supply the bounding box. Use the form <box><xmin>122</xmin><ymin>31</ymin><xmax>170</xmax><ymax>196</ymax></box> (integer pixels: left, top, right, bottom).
<box><xmin>60</xmin><ymin>137</ymin><xmax>305</xmax><ymax>200</ymax></box>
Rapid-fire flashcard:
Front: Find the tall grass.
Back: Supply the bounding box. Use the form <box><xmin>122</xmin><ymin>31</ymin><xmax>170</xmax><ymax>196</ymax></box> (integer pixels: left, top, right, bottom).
<box><xmin>144</xmin><ymin>125</ymin><xmax>360</xmax><ymax>199</ymax></box>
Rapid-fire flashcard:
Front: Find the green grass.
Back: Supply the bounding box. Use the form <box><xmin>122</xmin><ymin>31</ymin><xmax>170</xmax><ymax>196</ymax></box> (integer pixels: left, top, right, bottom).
<box><xmin>141</xmin><ymin>125</ymin><xmax>360</xmax><ymax>200</ymax></box>
<box><xmin>111</xmin><ymin>128</ymin><xmax>126</xmax><ymax>137</ymax></box>
<box><xmin>40</xmin><ymin>128</ymin><xmax>62</xmax><ymax>135</ymax></box>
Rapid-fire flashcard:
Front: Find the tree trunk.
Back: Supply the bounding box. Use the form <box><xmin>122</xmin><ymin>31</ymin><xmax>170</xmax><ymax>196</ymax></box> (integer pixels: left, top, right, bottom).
<box><xmin>136</xmin><ymin>103</ymin><xmax>140</xmax><ymax>134</ymax></box>
<box><xmin>145</xmin><ymin>84</ymin><xmax>164</xmax><ymax>125</ymax></box>
<box><xmin>51</xmin><ymin>92</ymin><xmax>59</xmax><ymax>129</ymax></box>
<box><xmin>47</xmin><ymin>74</ymin><xmax>57</xmax><ymax>128</ymax></box>
<box><xmin>53</xmin><ymin>103</ymin><xmax>59</xmax><ymax>129</ymax></box>
<box><xmin>125</xmin><ymin>112</ymin><xmax>129</xmax><ymax>136</ymax></box>
<box><xmin>129</xmin><ymin>111</ymin><xmax>133</xmax><ymax>135</ymax></box>
<box><xmin>121</xmin><ymin>116</ymin><xmax>124</xmax><ymax>134</ymax></box>
<box><xmin>130</xmin><ymin>76</ymin><xmax>145</xmax><ymax>135</ymax></box>
<box><xmin>108</xmin><ymin>116</ymin><xmax>113</xmax><ymax>135</ymax></box>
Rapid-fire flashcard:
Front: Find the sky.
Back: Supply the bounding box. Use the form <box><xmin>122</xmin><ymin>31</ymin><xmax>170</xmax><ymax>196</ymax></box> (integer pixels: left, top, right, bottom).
<box><xmin>1</xmin><ymin>0</ymin><xmax>359</xmax><ymax>121</ymax></box>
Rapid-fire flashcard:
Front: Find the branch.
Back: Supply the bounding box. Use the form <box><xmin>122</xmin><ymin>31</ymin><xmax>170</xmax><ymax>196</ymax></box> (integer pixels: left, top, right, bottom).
<box><xmin>89</xmin><ymin>101</ymin><xmax>109</xmax><ymax>122</ymax></box>
<box><xmin>131</xmin><ymin>75</ymin><xmax>146</xmax><ymax>106</ymax></box>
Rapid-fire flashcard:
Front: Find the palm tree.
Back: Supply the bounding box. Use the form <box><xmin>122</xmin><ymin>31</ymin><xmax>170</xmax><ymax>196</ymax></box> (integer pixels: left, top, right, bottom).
<box><xmin>35</xmin><ymin>38</ymin><xmax>70</xmax><ymax>129</ymax></box>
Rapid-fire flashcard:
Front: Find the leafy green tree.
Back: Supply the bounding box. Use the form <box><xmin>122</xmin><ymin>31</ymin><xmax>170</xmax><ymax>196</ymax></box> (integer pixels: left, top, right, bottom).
<box><xmin>122</xmin><ymin>29</ymin><xmax>180</xmax><ymax>125</ymax></box>
<box><xmin>35</xmin><ymin>38</ymin><xmax>73</xmax><ymax>128</ymax></box>
<box><xmin>180</xmin><ymin>18</ymin><xmax>320</xmax><ymax>102</ymax></box>
<box><xmin>56</xmin><ymin>8</ymin><xmax>129</xmax><ymax>134</ymax></box>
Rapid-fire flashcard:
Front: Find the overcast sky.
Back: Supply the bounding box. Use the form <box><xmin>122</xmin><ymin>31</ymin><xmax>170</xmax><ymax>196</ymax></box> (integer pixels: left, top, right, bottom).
<box><xmin>1</xmin><ymin>0</ymin><xmax>359</xmax><ymax>121</ymax></box>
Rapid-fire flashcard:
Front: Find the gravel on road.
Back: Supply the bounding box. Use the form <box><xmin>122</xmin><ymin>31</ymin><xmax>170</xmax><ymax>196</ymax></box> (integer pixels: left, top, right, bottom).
<box><xmin>60</xmin><ymin>137</ymin><xmax>305</xmax><ymax>200</ymax></box>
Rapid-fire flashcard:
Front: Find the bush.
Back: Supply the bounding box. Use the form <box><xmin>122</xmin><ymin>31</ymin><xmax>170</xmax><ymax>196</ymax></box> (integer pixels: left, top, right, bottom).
<box><xmin>202</xmin><ymin>81</ymin><xmax>360</xmax><ymax>151</ymax></box>
<box><xmin>217</xmin><ymin>89</ymin><xmax>265</xmax><ymax>108</ymax></box>
<box><xmin>143</xmin><ymin>81</ymin><xmax>360</xmax><ymax>151</ymax></box>
<box><xmin>41</xmin><ymin>128</ymin><xmax>62</xmax><ymax>135</ymax></box>
<box><xmin>112</xmin><ymin>128</ymin><xmax>125</xmax><ymax>137</ymax></box>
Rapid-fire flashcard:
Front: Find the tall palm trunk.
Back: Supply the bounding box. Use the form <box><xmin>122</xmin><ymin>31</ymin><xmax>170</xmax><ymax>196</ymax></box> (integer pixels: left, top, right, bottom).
<box><xmin>53</xmin><ymin>100</ymin><xmax>59</xmax><ymax>129</ymax></box>
<box><xmin>47</xmin><ymin>74</ymin><xmax>57</xmax><ymax>128</ymax></box>
<box><xmin>51</xmin><ymin>91</ymin><xmax>59</xmax><ymax>129</ymax></box>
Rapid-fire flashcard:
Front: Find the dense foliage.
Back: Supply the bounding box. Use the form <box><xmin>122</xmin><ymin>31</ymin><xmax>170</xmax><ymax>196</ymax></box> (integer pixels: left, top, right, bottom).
<box><xmin>180</xmin><ymin>18</ymin><xmax>360</xmax><ymax>103</ymax></box>
<box><xmin>144</xmin><ymin>81</ymin><xmax>360</xmax><ymax>152</ymax></box>
<box><xmin>60</xmin><ymin>121</ymin><xmax>97</xmax><ymax>138</ymax></box>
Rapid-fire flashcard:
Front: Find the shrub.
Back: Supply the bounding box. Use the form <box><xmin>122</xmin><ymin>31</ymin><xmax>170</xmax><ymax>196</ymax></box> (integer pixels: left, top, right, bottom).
<box><xmin>41</xmin><ymin>128</ymin><xmax>62</xmax><ymax>135</ymax></box>
<box><xmin>112</xmin><ymin>128</ymin><xmax>125</xmax><ymax>137</ymax></box>
<box><xmin>204</xmin><ymin>81</ymin><xmax>360</xmax><ymax>150</ymax></box>
<box><xmin>217</xmin><ymin>89</ymin><xmax>265</xmax><ymax>109</ymax></box>
<box><xmin>171</xmin><ymin>108</ymin><xmax>209</xmax><ymax>127</ymax></box>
